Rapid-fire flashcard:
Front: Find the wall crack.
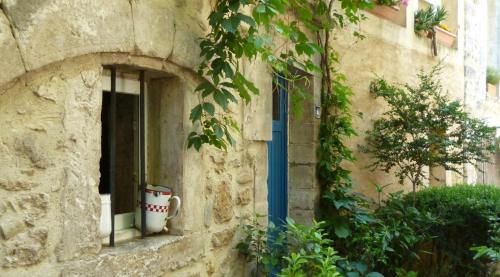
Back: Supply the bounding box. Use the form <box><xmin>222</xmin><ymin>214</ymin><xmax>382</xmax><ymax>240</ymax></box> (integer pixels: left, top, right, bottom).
<box><xmin>128</xmin><ymin>0</ymin><xmax>138</xmax><ymax>54</ymax></box>
<box><xmin>166</xmin><ymin>21</ymin><xmax>176</xmax><ymax>60</ymax></box>
<box><xmin>0</xmin><ymin>3</ymin><xmax>28</xmax><ymax>72</ymax></box>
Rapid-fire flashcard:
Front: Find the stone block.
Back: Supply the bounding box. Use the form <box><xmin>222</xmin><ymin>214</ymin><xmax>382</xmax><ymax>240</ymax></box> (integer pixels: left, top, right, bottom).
<box><xmin>289</xmin><ymin>209</ymin><xmax>315</xmax><ymax>226</ymax></box>
<box><xmin>56</xmin><ymin>168</ymin><xmax>100</xmax><ymax>262</ymax></box>
<box><xmin>204</xmin><ymin>203</ymin><xmax>212</xmax><ymax>228</ymax></box>
<box><xmin>213</xmin><ymin>182</ymin><xmax>233</xmax><ymax>223</ymax></box>
<box><xmin>236</xmin><ymin>171</ymin><xmax>254</xmax><ymax>185</ymax></box>
<box><xmin>0</xmin><ymin>10</ymin><xmax>25</xmax><ymax>86</ymax></box>
<box><xmin>0</xmin><ymin>217</ymin><xmax>26</xmax><ymax>240</ymax></box>
<box><xmin>17</xmin><ymin>192</ymin><xmax>49</xmax><ymax>220</ymax></box>
<box><xmin>61</xmin><ymin>235</ymin><xmax>204</xmax><ymax>276</ymax></box>
<box><xmin>209</xmin><ymin>153</ymin><xmax>226</xmax><ymax>165</ymax></box>
<box><xmin>211</xmin><ymin>228</ymin><xmax>236</xmax><ymax>248</ymax></box>
<box><xmin>289</xmin><ymin>123</ymin><xmax>315</xmax><ymax>144</ymax></box>
<box><xmin>14</xmin><ymin>136</ymin><xmax>50</xmax><ymax>169</ymax></box>
<box><xmin>289</xmin><ymin>102</ymin><xmax>315</xmax><ymax>126</ymax></box>
<box><xmin>250</xmin><ymin>143</ymin><xmax>269</xmax><ymax>216</ymax></box>
<box><xmin>288</xmin><ymin>189</ymin><xmax>315</xmax><ymax>210</ymax></box>
<box><xmin>3</xmin><ymin>227</ymin><xmax>48</xmax><ymax>267</ymax></box>
<box><xmin>289</xmin><ymin>165</ymin><xmax>315</xmax><ymax>189</ymax></box>
<box><xmin>289</xmin><ymin>144</ymin><xmax>316</xmax><ymax>164</ymax></box>
<box><xmin>168</xmin><ymin>18</ymin><xmax>203</xmax><ymax>70</ymax></box>
<box><xmin>2</xmin><ymin>0</ymin><xmax>134</xmax><ymax>70</ymax></box>
<box><xmin>132</xmin><ymin>0</ymin><xmax>175</xmax><ymax>58</ymax></box>
<box><xmin>0</xmin><ymin>180</ymin><xmax>36</xmax><ymax>191</ymax></box>
<box><xmin>243</xmin><ymin>60</ymin><xmax>272</xmax><ymax>141</ymax></box>
<box><xmin>236</xmin><ymin>188</ymin><xmax>252</xmax><ymax>206</ymax></box>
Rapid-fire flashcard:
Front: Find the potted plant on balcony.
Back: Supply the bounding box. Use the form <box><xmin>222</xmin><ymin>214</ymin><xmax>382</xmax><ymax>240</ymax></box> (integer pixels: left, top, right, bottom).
<box><xmin>414</xmin><ymin>6</ymin><xmax>449</xmax><ymax>56</ymax></box>
<box><xmin>435</xmin><ymin>23</ymin><xmax>456</xmax><ymax>47</ymax></box>
<box><xmin>486</xmin><ymin>66</ymin><xmax>500</xmax><ymax>98</ymax></box>
<box><xmin>370</xmin><ymin>0</ymin><xmax>409</xmax><ymax>24</ymax></box>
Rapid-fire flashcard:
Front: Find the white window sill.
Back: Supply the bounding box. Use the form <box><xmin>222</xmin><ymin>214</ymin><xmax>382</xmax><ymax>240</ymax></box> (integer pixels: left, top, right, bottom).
<box><xmin>101</xmin><ymin>228</ymin><xmax>142</xmax><ymax>245</ymax></box>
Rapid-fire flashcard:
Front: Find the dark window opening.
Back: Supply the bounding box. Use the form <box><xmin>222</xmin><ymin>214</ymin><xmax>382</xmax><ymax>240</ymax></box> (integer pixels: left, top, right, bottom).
<box><xmin>99</xmin><ymin>68</ymin><xmax>147</xmax><ymax>246</ymax></box>
<box><xmin>99</xmin><ymin>92</ymin><xmax>138</xmax><ymax>214</ymax></box>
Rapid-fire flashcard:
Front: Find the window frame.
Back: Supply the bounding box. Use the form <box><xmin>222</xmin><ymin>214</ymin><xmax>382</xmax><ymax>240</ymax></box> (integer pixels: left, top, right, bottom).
<box><xmin>102</xmin><ymin>67</ymin><xmax>149</xmax><ymax>246</ymax></box>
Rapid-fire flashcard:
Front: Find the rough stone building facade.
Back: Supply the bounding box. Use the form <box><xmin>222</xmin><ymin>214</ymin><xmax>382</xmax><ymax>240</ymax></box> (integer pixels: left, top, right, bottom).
<box><xmin>335</xmin><ymin>0</ymin><xmax>500</xmax><ymax>196</ymax></box>
<box><xmin>0</xmin><ymin>0</ymin><xmax>498</xmax><ymax>277</ymax></box>
<box><xmin>0</xmin><ymin>1</ymin><xmax>279</xmax><ymax>276</ymax></box>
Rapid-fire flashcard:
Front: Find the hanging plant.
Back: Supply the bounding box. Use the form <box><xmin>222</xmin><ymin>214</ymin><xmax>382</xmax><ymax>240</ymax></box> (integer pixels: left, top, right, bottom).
<box><xmin>414</xmin><ymin>6</ymin><xmax>447</xmax><ymax>56</ymax></box>
<box><xmin>374</xmin><ymin>0</ymin><xmax>409</xmax><ymax>7</ymax></box>
<box><xmin>487</xmin><ymin>66</ymin><xmax>500</xmax><ymax>85</ymax></box>
<box><xmin>189</xmin><ymin>0</ymin><xmax>370</xmax><ymax>151</ymax></box>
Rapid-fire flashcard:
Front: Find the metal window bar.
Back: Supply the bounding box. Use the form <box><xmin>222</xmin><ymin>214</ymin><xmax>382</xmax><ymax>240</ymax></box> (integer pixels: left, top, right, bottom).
<box><xmin>139</xmin><ymin>70</ymin><xmax>146</xmax><ymax>238</ymax></box>
<box><xmin>109</xmin><ymin>67</ymin><xmax>117</xmax><ymax>247</ymax></box>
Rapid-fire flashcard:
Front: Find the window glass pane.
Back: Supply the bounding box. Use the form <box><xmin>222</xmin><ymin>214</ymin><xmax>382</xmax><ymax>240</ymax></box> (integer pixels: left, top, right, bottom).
<box><xmin>100</xmin><ymin>93</ymin><xmax>110</xmax><ymax>194</ymax></box>
<box><xmin>115</xmin><ymin>93</ymin><xmax>139</xmax><ymax>214</ymax></box>
<box><xmin>100</xmin><ymin>92</ymin><xmax>139</xmax><ymax>215</ymax></box>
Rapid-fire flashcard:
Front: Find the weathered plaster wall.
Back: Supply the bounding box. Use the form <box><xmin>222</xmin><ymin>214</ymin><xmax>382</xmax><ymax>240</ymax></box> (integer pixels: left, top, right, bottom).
<box><xmin>464</xmin><ymin>0</ymin><xmax>500</xmax><ymax>185</ymax></box>
<box><xmin>0</xmin><ymin>1</ymin><xmax>273</xmax><ymax>276</ymax></box>
<box><xmin>333</xmin><ymin>0</ymin><xmax>466</xmax><ymax>198</ymax></box>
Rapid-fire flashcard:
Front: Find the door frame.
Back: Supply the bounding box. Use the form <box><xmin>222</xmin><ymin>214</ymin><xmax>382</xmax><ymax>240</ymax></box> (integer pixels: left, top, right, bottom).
<box><xmin>267</xmin><ymin>74</ymin><xmax>288</xmax><ymax>226</ymax></box>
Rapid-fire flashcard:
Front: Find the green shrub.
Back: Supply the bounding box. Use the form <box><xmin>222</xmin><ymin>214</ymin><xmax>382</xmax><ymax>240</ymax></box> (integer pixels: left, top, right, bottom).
<box><xmin>236</xmin><ymin>217</ymin><xmax>342</xmax><ymax>276</ymax></box>
<box><xmin>487</xmin><ymin>67</ymin><xmax>500</xmax><ymax>85</ymax></box>
<box><xmin>344</xmin><ymin>192</ymin><xmax>438</xmax><ymax>275</ymax></box>
<box><xmin>349</xmin><ymin>185</ymin><xmax>500</xmax><ymax>276</ymax></box>
<box><xmin>404</xmin><ymin>185</ymin><xmax>500</xmax><ymax>276</ymax></box>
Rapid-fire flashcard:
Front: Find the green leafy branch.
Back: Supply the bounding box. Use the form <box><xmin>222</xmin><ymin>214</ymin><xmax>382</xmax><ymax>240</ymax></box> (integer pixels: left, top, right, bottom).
<box><xmin>190</xmin><ymin>0</ymin><xmax>336</xmax><ymax>150</ymax></box>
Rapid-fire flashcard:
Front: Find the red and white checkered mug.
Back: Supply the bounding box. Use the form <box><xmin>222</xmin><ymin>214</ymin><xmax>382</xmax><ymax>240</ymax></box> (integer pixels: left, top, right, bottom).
<box><xmin>134</xmin><ymin>185</ymin><xmax>181</xmax><ymax>234</ymax></box>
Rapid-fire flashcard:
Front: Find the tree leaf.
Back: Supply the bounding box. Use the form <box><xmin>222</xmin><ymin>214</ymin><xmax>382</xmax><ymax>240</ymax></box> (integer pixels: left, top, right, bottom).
<box><xmin>189</xmin><ymin>104</ymin><xmax>203</xmax><ymax>122</ymax></box>
<box><xmin>202</xmin><ymin>102</ymin><xmax>215</xmax><ymax>116</ymax></box>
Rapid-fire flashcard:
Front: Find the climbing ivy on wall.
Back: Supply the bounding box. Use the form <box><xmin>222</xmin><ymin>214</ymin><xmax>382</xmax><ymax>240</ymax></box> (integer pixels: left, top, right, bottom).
<box><xmin>191</xmin><ymin>0</ymin><xmax>373</xmax><ymax>240</ymax></box>
<box><xmin>193</xmin><ymin>0</ymin><xmax>374</xmax><ymax>261</ymax></box>
<box><xmin>189</xmin><ymin>0</ymin><xmax>371</xmax><ymax>151</ymax></box>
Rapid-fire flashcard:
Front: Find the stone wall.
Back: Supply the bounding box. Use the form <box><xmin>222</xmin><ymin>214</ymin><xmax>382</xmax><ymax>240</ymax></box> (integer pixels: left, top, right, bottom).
<box><xmin>333</xmin><ymin>0</ymin><xmax>467</xmax><ymax>198</ymax></box>
<box><xmin>0</xmin><ymin>1</ymin><xmax>273</xmax><ymax>276</ymax></box>
<box><xmin>288</xmin><ymin>75</ymin><xmax>321</xmax><ymax>225</ymax></box>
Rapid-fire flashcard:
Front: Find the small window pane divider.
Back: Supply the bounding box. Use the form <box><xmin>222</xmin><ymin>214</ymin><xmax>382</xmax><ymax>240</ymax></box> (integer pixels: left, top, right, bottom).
<box><xmin>107</xmin><ymin>67</ymin><xmax>147</xmax><ymax>246</ymax></box>
<box><xmin>109</xmin><ymin>67</ymin><xmax>117</xmax><ymax>247</ymax></box>
<box><xmin>139</xmin><ymin>70</ymin><xmax>146</xmax><ymax>239</ymax></box>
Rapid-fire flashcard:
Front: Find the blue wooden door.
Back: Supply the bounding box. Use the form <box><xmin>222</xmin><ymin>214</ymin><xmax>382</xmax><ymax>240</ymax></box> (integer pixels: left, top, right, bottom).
<box><xmin>267</xmin><ymin>75</ymin><xmax>288</xmax><ymax>227</ymax></box>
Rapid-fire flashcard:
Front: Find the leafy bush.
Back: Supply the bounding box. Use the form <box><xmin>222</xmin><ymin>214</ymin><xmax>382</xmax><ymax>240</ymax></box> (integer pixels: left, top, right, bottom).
<box><xmin>339</xmin><ymin>185</ymin><xmax>500</xmax><ymax>276</ymax></box>
<box><xmin>405</xmin><ymin>185</ymin><xmax>500</xmax><ymax>276</ymax></box>
<box><xmin>342</xmin><ymin>192</ymin><xmax>438</xmax><ymax>275</ymax></box>
<box><xmin>487</xmin><ymin>67</ymin><xmax>500</xmax><ymax>85</ymax></box>
<box><xmin>236</xmin><ymin>217</ymin><xmax>342</xmax><ymax>276</ymax></box>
